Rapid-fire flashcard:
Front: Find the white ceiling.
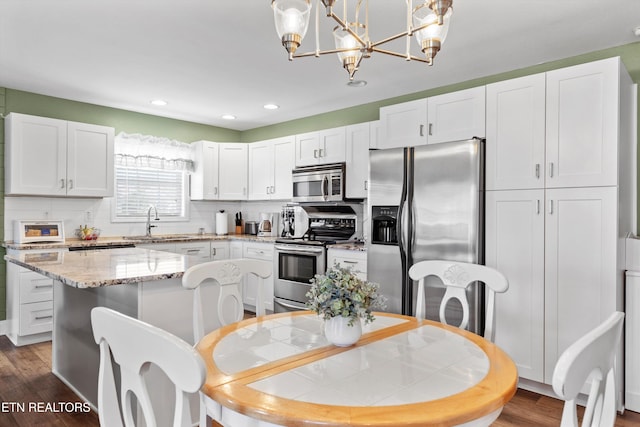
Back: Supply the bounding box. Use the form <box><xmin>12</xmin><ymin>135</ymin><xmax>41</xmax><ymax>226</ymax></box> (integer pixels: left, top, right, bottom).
<box><xmin>1</xmin><ymin>1</ymin><xmax>639</xmax><ymax>131</ymax></box>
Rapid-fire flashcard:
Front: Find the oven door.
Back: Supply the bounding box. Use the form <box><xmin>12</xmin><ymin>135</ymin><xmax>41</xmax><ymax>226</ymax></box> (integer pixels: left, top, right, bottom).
<box><xmin>274</xmin><ymin>244</ymin><xmax>326</xmax><ymax>312</ymax></box>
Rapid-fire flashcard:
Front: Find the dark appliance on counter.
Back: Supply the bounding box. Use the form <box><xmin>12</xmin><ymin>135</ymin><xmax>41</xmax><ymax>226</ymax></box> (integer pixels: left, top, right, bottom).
<box><xmin>367</xmin><ymin>138</ymin><xmax>485</xmax><ymax>334</ymax></box>
<box><xmin>273</xmin><ymin>205</ymin><xmax>357</xmax><ymax>312</ymax></box>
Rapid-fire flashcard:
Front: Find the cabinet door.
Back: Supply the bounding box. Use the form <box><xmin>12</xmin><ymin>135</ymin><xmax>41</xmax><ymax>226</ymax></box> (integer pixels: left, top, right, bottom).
<box><xmin>248</xmin><ymin>141</ymin><xmax>273</xmax><ymax>200</ymax></box>
<box><xmin>427</xmin><ymin>86</ymin><xmax>486</xmax><ymax>144</ymax></box>
<box><xmin>5</xmin><ymin>113</ymin><xmax>67</xmax><ymax>196</ymax></box>
<box><xmin>486</xmin><ymin>190</ymin><xmax>545</xmax><ymax>382</ymax></box>
<box><xmin>486</xmin><ymin>74</ymin><xmax>546</xmax><ymax>190</ymax></box>
<box><xmin>318</xmin><ymin>127</ymin><xmax>346</xmax><ymax>164</ymax></box>
<box><xmin>242</xmin><ymin>243</ymin><xmax>274</xmax><ymax>312</ymax></box>
<box><xmin>544</xmin><ymin>186</ymin><xmax>617</xmax><ymax>383</ymax></box>
<box><xmin>66</xmin><ymin>121</ymin><xmax>114</xmax><ymax>197</ymax></box>
<box><xmin>175</xmin><ymin>241</ymin><xmax>212</xmax><ymax>262</ymax></box>
<box><xmin>295</xmin><ymin>131</ymin><xmax>320</xmax><ymax>166</ymax></box>
<box><xmin>369</xmin><ymin>120</ymin><xmax>380</xmax><ymax>149</ymax></box>
<box><xmin>345</xmin><ymin>123</ymin><xmax>370</xmax><ymax>199</ymax></box>
<box><xmin>271</xmin><ymin>136</ymin><xmax>295</xmax><ymax>199</ymax></box>
<box><xmin>190</xmin><ymin>141</ymin><xmax>220</xmax><ymax>200</ymax></box>
<box><xmin>218</xmin><ymin>143</ymin><xmax>248</xmax><ymax>200</ymax></box>
<box><xmin>211</xmin><ymin>242</ymin><xmax>230</xmax><ymax>260</ymax></box>
<box><xmin>545</xmin><ymin>58</ymin><xmax>619</xmax><ymax>188</ymax></box>
<box><xmin>379</xmin><ymin>98</ymin><xmax>427</xmax><ymax>148</ymax></box>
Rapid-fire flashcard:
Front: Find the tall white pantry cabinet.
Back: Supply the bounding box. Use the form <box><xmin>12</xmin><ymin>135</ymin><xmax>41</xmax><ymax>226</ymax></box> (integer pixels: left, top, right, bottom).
<box><xmin>485</xmin><ymin>57</ymin><xmax>635</xmax><ymax>403</ymax></box>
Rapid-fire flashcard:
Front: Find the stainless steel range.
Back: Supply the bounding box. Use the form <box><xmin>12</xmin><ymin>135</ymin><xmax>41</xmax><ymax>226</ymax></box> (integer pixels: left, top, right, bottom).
<box><xmin>273</xmin><ymin>205</ymin><xmax>357</xmax><ymax>312</ymax></box>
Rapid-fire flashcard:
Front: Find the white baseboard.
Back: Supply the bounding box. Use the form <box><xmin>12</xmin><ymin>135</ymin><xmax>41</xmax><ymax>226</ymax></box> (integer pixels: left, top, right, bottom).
<box><xmin>0</xmin><ymin>320</ymin><xmax>7</xmax><ymax>336</ymax></box>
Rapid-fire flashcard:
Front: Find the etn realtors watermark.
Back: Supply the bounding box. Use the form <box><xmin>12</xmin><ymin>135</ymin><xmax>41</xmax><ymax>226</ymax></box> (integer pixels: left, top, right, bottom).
<box><xmin>1</xmin><ymin>401</ymin><xmax>91</xmax><ymax>413</ymax></box>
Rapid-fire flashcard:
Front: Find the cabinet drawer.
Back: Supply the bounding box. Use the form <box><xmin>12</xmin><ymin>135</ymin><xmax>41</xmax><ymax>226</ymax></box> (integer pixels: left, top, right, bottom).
<box><xmin>19</xmin><ymin>301</ymin><xmax>54</xmax><ymax>335</ymax></box>
<box><xmin>328</xmin><ymin>250</ymin><xmax>367</xmax><ymax>280</ymax></box>
<box><xmin>19</xmin><ymin>271</ymin><xmax>54</xmax><ymax>304</ymax></box>
<box><xmin>243</xmin><ymin>243</ymin><xmax>274</xmax><ymax>260</ymax></box>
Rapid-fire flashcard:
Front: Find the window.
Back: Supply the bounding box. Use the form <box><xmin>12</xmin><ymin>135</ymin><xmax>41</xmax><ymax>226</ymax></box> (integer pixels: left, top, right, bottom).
<box><xmin>115</xmin><ymin>166</ymin><xmax>188</xmax><ymax>220</ymax></box>
<box><xmin>113</xmin><ymin>133</ymin><xmax>194</xmax><ymax>222</ymax></box>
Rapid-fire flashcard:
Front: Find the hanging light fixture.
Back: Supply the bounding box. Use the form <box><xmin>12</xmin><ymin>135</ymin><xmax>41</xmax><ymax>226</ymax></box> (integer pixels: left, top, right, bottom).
<box><xmin>271</xmin><ymin>0</ymin><xmax>453</xmax><ymax>80</ymax></box>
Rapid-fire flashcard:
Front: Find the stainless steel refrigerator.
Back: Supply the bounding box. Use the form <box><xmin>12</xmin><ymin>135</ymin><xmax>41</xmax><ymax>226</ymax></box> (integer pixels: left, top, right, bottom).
<box><xmin>367</xmin><ymin>138</ymin><xmax>485</xmax><ymax>334</ymax></box>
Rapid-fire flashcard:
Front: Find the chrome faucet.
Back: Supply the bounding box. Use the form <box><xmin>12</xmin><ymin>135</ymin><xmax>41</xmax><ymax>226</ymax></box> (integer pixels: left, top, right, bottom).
<box><xmin>146</xmin><ymin>205</ymin><xmax>159</xmax><ymax>237</ymax></box>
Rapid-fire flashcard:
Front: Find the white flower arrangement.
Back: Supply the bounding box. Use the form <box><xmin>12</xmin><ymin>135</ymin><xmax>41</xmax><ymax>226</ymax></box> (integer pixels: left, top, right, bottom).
<box><xmin>306</xmin><ymin>264</ymin><xmax>387</xmax><ymax>326</ymax></box>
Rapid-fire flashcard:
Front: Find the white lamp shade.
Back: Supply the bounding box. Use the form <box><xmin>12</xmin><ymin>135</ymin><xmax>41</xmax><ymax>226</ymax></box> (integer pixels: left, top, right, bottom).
<box><xmin>413</xmin><ymin>6</ymin><xmax>452</xmax><ymax>46</ymax></box>
<box><xmin>333</xmin><ymin>25</ymin><xmax>363</xmax><ymax>64</ymax></box>
<box><xmin>273</xmin><ymin>0</ymin><xmax>311</xmax><ymax>39</ymax></box>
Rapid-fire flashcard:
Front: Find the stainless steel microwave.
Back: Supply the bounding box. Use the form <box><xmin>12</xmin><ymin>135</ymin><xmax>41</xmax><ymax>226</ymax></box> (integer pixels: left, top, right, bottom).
<box><xmin>291</xmin><ymin>163</ymin><xmax>345</xmax><ymax>203</ymax></box>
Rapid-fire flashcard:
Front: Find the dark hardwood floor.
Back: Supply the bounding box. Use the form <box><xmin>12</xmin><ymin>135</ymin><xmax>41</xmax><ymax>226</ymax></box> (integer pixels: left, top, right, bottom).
<box><xmin>1</xmin><ymin>335</ymin><xmax>639</xmax><ymax>426</ymax></box>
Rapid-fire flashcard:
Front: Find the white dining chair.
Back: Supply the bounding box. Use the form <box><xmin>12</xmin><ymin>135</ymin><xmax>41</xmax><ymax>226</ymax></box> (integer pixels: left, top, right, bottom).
<box><xmin>408</xmin><ymin>260</ymin><xmax>509</xmax><ymax>342</ymax></box>
<box><xmin>90</xmin><ymin>306</ymin><xmax>206</xmax><ymax>427</ymax></box>
<box><xmin>552</xmin><ymin>311</ymin><xmax>625</xmax><ymax>427</ymax></box>
<box><xmin>182</xmin><ymin>258</ymin><xmax>272</xmax><ymax>427</ymax></box>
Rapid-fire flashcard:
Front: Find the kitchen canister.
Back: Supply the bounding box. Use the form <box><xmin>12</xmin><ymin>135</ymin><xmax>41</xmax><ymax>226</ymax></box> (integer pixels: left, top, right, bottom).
<box><xmin>215</xmin><ymin>210</ymin><xmax>228</xmax><ymax>235</ymax></box>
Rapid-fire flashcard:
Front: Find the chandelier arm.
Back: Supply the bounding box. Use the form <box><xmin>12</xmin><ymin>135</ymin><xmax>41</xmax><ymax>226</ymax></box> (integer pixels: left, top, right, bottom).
<box><xmin>371</xmin><ymin>47</ymin><xmax>430</xmax><ymax>64</ymax></box>
<box><xmin>326</xmin><ymin>10</ymin><xmax>367</xmax><ymax>47</ymax></box>
<box><xmin>370</xmin><ymin>31</ymin><xmax>411</xmax><ymax>48</ymax></box>
<box><xmin>293</xmin><ymin>47</ymin><xmax>366</xmax><ymax>58</ymax></box>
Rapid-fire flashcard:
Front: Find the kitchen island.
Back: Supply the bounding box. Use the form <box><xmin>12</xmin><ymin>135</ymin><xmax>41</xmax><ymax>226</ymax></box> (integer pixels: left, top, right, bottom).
<box><xmin>4</xmin><ymin>246</ymin><xmax>203</xmax><ymax>420</ymax></box>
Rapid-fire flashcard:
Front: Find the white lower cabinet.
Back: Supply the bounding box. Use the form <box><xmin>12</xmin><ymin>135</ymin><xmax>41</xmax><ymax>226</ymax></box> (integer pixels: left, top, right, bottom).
<box><xmin>626</xmin><ymin>271</ymin><xmax>640</xmax><ymax>412</ymax></box>
<box><xmin>6</xmin><ymin>249</ymin><xmax>61</xmax><ymax>346</ymax></box>
<box><xmin>211</xmin><ymin>241</ymin><xmax>230</xmax><ymax>260</ymax></box>
<box><xmin>327</xmin><ymin>249</ymin><xmax>367</xmax><ymax>281</ymax></box>
<box><xmin>487</xmin><ymin>186</ymin><xmax>621</xmax><ymax>388</ymax></box>
<box><xmin>242</xmin><ymin>242</ymin><xmax>274</xmax><ymax>312</ymax></box>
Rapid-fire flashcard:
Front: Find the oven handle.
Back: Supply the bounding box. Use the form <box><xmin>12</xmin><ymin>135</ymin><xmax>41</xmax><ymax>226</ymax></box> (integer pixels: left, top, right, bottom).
<box><xmin>274</xmin><ymin>298</ymin><xmax>308</xmax><ymax>311</ymax></box>
<box><xmin>275</xmin><ymin>244</ymin><xmax>324</xmax><ymax>255</ymax></box>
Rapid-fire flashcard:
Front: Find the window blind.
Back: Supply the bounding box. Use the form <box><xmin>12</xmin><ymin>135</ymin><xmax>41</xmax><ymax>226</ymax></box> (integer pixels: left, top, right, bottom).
<box><xmin>115</xmin><ymin>166</ymin><xmax>185</xmax><ymax>218</ymax></box>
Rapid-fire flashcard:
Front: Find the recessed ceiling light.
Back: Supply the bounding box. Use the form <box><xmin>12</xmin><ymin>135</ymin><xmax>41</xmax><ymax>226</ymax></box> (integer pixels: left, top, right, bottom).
<box><xmin>150</xmin><ymin>99</ymin><xmax>168</xmax><ymax>106</ymax></box>
<box><xmin>347</xmin><ymin>80</ymin><xmax>367</xmax><ymax>88</ymax></box>
<box><xmin>263</xmin><ymin>103</ymin><xmax>280</xmax><ymax>110</ymax></box>
<box><xmin>221</xmin><ymin>114</ymin><xmax>236</xmax><ymax>120</ymax></box>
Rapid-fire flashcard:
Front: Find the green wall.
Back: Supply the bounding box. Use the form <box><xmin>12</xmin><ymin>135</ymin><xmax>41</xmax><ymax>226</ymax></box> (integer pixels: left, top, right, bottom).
<box><xmin>2</xmin><ymin>41</ymin><xmax>640</xmax><ymax>323</ymax></box>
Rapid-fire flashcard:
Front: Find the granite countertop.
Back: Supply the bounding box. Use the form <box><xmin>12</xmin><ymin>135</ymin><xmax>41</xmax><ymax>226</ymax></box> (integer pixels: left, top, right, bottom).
<box><xmin>3</xmin><ymin>233</ymin><xmax>278</xmax><ymax>250</ymax></box>
<box><xmin>4</xmin><ymin>247</ymin><xmax>202</xmax><ymax>288</ymax></box>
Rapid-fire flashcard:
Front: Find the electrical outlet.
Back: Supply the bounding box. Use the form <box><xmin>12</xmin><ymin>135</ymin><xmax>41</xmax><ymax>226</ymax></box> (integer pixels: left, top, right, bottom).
<box><xmin>85</xmin><ymin>211</ymin><xmax>92</xmax><ymax>222</ymax></box>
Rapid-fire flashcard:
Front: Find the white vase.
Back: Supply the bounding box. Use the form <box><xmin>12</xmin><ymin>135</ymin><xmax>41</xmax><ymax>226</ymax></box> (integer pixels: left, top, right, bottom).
<box><xmin>324</xmin><ymin>316</ymin><xmax>362</xmax><ymax>347</ymax></box>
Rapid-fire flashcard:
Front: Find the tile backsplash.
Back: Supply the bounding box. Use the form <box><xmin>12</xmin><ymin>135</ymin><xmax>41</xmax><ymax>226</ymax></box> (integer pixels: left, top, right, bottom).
<box><xmin>3</xmin><ymin>197</ymin><xmax>366</xmax><ymax>241</ymax></box>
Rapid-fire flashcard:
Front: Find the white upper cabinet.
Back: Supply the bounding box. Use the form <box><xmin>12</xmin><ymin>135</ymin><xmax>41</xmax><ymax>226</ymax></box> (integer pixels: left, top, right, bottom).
<box><xmin>5</xmin><ymin>113</ymin><xmax>114</xmax><ymax>197</ymax></box>
<box><xmin>191</xmin><ymin>141</ymin><xmax>248</xmax><ymax>200</ymax></box>
<box><xmin>379</xmin><ymin>87</ymin><xmax>485</xmax><ymax>149</ymax></box>
<box><xmin>218</xmin><ymin>143</ymin><xmax>248</xmax><ymax>200</ymax></box>
<box><xmin>190</xmin><ymin>141</ymin><xmax>220</xmax><ymax>200</ymax></box>
<box><xmin>426</xmin><ymin>86</ymin><xmax>486</xmax><ymax>144</ymax></box>
<box><xmin>295</xmin><ymin>127</ymin><xmax>346</xmax><ymax>166</ymax></box>
<box><xmin>248</xmin><ymin>136</ymin><xmax>295</xmax><ymax>200</ymax></box>
<box><xmin>379</xmin><ymin>98</ymin><xmax>427</xmax><ymax>148</ymax></box>
<box><xmin>486</xmin><ymin>74</ymin><xmax>546</xmax><ymax>190</ymax></box>
<box><xmin>545</xmin><ymin>57</ymin><xmax>621</xmax><ymax>188</ymax></box>
<box><xmin>345</xmin><ymin>122</ymin><xmax>370</xmax><ymax>199</ymax></box>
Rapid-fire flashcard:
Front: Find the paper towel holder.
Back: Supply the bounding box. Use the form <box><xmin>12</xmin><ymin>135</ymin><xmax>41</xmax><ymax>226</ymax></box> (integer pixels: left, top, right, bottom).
<box><xmin>216</xmin><ymin>210</ymin><xmax>229</xmax><ymax>236</ymax></box>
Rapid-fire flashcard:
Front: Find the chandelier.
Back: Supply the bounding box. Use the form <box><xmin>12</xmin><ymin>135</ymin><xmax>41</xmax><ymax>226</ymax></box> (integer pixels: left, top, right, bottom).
<box><xmin>271</xmin><ymin>0</ymin><xmax>453</xmax><ymax>80</ymax></box>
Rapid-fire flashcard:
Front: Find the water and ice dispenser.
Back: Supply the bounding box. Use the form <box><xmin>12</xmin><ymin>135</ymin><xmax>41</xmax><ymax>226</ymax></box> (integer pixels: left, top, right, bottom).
<box><xmin>371</xmin><ymin>206</ymin><xmax>398</xmax><ymax>245</ymax></box>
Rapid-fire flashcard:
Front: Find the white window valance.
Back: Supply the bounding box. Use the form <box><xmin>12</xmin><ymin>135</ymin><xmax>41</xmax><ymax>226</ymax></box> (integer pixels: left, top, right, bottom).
<box><xmin>114</xmin><ymin>132</ymin><xmax>195</xmax><ymax>171</ymax></box>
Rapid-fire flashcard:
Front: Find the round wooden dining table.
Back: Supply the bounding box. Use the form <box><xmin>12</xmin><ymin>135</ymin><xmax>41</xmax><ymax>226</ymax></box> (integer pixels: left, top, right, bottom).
<box><xmin>195</xmin><ymin>311</ymin><xmax>518</xmax><ymax>427</ymax></box>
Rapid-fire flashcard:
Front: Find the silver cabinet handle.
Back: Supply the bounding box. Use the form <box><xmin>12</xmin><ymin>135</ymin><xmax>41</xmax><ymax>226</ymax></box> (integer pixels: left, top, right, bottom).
<box><xmin>266</xmin><ymin>186</ymin><xmax>270</xmax><ymax>194</ymax></box>
<box><xmin>318</xmin><ymin>148</ymin><xmax>324</xmax><ymax>157</ymax></box>
<box><xmin>211</xmin><ymin>248</ymin><xmax>217</xmax><ymax>257</ymax></box>
<box><xmin>313</xmin><ymin>149</ymin><xmax>318</xmax><ymax>158</ymax></box>
<box><xmin>428</xmin><ymin>123</ymin><xmax>433</xmax><ymax>136</ymax></box>
<box><xmin>270</xmin><ymin>185</ymin><xmax>275</xmax><ymax>193</ymax></box>
<box><xmin>549</xmin><ymin>200</ymin><xmax>554</xmax><ymax>214</ymax></box>
<box><xmin>243</xmin><ymin>187</ymin><xmax>247</xmax><ymax>195</ymax></box>
<box><xmin>535</xmin><ymin>164</ymin><xmax>540</xmax><ymax>179</ymax></box>
<box><xmin>35</xmin><ymin>283</ymin><xmax>53</xmax><ymax>289</ymax></box>
<box><xmin>419</xmin><ymin>124</ymin><xmax>424</xmax><ymax>137</ymax></box>
<box><xmin>186</xmin><ymin>249</ymin><xmax>200</xmax><ymax>254</ymax></box>
<box><xmin>35</xmin><ymin>315</ymin><xmax>53</xmax><ymax>320</ymax></box>
<box><xmin>214</xmin><ymin>187</ymin><xmax>218</xmax><ymax>195</ymax></box>
<box><xmin>60</xmin><ymin>179</ymin><xmax>65</xmax><ymax>189</ymax></box>
<box><xmin>68</xmin><ymin>179</ymin><xmax>73</xmax><ymax>189</ymax></box>
<box><xmin>364</xmin><ymin>180</ymin><xmax>368</xmax><ymax>191</ymax></box>
<box><xmin>536</xmin><ymin>200</ymin><xmax>540</xmax><ymax>214</ymax></box>
<box><xmin>549</xmin><ymin>162</ymin><xmax>554</xmax><ymax>178</ymax></box>
<box><xmin>342</xmin><ymin>260</ymin><xmax>358</xmax><ymax>264</ymax></box>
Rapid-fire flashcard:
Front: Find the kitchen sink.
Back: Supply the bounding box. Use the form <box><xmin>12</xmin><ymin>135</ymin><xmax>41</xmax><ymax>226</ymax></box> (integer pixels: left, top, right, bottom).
<box><xmin>122</xmin><ymin>235</ymin><xmax>196</xmax><ymax>241</ymax></box>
